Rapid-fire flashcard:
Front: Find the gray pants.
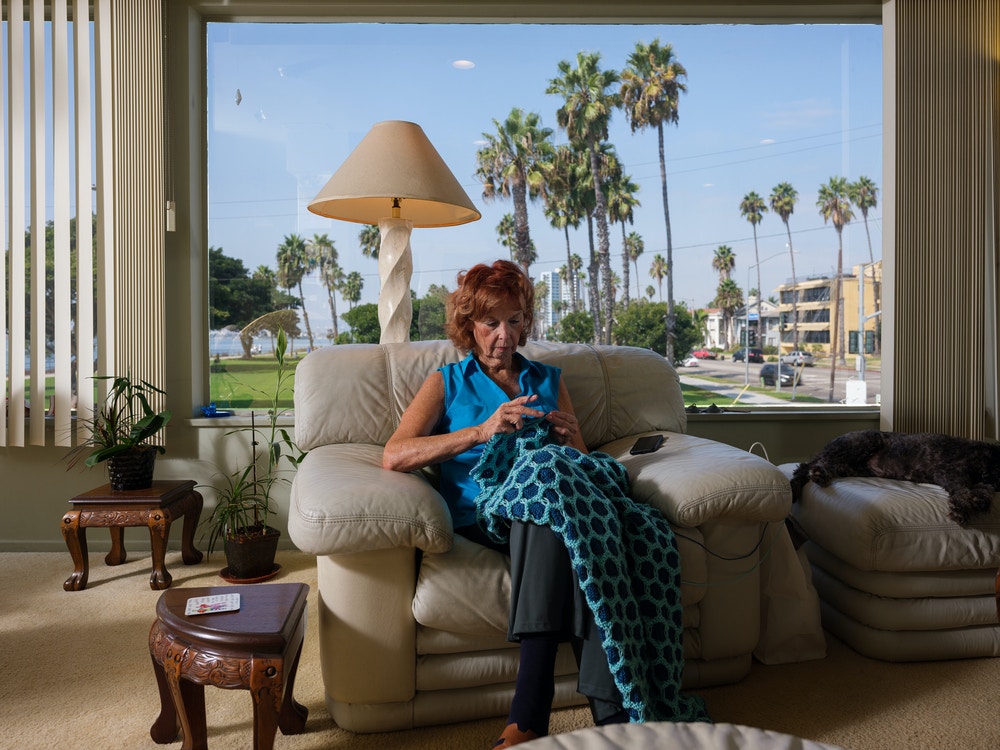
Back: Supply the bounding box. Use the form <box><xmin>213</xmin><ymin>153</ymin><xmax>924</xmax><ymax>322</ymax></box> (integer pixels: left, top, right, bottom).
<box><xmin>460</xmin><ymin>521</ymin><xmax>622</xmax><ymax>714</ymax></box>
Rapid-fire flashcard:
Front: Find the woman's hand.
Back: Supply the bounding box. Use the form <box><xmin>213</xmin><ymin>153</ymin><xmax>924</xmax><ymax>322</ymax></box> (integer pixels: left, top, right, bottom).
<box><xmin>545</xmin><ymin>409</ymin><xmax>580</xmax><ymax>446</ymax></box>
<box><xmin>478</xmin><ymin>394</ymin><xmax>547</xmax><ymax>442</ymax></box>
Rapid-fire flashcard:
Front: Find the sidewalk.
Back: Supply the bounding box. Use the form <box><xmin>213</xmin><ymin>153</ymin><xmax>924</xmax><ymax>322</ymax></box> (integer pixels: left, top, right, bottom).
<box><xmin>679</xmin><ymin>374</ymin><xmax>786</xmax><ymax>405</ymax></box>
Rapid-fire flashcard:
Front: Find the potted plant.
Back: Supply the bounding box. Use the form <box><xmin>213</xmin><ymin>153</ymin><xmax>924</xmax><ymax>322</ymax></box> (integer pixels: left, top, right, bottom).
<box><xmin>203</xmin><ymin>324</ymin><xmax>304</xmax><ymax>581</ymax></box>
<box><xmin>68</xmin><ymin>373</ymin><xmax>172</xmax><ymax>491</ymax></box>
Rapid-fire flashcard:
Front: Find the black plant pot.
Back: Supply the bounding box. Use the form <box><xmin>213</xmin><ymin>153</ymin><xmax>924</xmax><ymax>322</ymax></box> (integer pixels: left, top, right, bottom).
<box><xmin>223</xmin><ymin>525</ymin><xmax>280</xmax><ymax>581</ymax></box>
<box><xmin>107</xmin><ymin>447</ymin><xmax>158</xmax><ymax>491</ymax></box>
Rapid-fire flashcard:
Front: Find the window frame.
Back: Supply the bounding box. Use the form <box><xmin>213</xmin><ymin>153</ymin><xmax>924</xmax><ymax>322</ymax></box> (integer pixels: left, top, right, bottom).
<box><xmin>166</xmin><ymin>0</ymin><xmax>888</xmax><ymax>425</ymax></box>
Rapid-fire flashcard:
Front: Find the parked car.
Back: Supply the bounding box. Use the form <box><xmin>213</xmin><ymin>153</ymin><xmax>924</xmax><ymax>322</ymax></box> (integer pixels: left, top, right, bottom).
<box><xmin>679</xmin><ymin>356</ymin><xmax>700</xmax><ymax>368</ymax></box>
<box><xmin>779</xmin><ymin>350</ymin><xmax>816</xmax><ymax>367</ymax></box>
<box><xmin>732</xmin><ymin>347</ymin><xmax>764</xmax><ymax>363</ymax></box>
<box><xmin>760</xmin><ymin>362</ymin><xmax>798</xmax><ymax>387</ymax></box>
<box><xmin>691</xmin><ymin>348</ymin><xmax>717</xmax><ymax>360</ymax></box>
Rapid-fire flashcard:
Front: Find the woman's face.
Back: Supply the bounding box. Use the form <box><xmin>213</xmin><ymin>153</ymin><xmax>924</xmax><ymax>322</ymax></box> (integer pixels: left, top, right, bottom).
<box><xmin>471</xmin><ymin>302</ymin><xmax>525</xmax><ymax>369</ymax></box>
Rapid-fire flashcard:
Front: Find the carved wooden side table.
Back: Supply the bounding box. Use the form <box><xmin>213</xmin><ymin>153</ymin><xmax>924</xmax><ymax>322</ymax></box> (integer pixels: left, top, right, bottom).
<box><xmin>61</xmin><ymin>479</ymin><xmax>203</xmax><ymax>591</ymax></box>
<box><xmin>149</xmin><ymin>583</ymin><xmax>309</xmax><ymax>750</ymax></box>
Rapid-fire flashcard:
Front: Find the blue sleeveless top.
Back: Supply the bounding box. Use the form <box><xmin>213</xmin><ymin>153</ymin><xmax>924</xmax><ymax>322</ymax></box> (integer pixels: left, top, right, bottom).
<box><xmin>437</xmin><ymin>352</ymin><xmax>562</xmax><ymax>527</ymax></box>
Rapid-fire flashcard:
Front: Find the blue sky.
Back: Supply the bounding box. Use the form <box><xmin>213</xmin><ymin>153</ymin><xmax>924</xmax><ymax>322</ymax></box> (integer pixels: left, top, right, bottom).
<box><xmin>206</xmin><ymin>22</ymin><xmax>882</xmax><ymax>336</ymax></box>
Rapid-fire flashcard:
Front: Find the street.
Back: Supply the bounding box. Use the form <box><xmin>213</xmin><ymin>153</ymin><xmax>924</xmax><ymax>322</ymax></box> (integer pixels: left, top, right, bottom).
<box><xmin>679</xmin><ymin>357</ymin><xmax>881</xmax><ymax>405</ymax></box>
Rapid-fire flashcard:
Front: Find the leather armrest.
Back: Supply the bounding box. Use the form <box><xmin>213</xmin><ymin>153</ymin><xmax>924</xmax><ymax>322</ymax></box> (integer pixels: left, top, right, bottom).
<box><xmin>601</xmin><ymin>432</ymin><xmax>792</xmax><ymax>527</ymax></box>
<box><xmin>287</xmin><ymin>443</ymin><xmax>454</xmax><ymax>556</ymax></box>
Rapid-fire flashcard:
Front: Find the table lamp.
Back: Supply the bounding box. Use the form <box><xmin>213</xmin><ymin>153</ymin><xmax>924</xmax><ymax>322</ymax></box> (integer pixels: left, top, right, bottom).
<box><xmin>307</xmin><ymin>120</ymin><xmax>481</xmax><ymax>343</ymax></box>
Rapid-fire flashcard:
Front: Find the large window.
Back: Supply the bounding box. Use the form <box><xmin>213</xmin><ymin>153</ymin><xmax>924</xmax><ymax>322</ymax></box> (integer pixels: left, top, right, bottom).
<box><xmin>205</xmin><ymin>22</ymin><xmax>881</xmax><ymax>407</ymax></box>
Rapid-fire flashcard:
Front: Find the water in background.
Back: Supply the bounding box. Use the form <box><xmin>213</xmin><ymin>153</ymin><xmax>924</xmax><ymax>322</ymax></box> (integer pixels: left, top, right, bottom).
<box><xmin>209</xmin><ymin>330</ymin><xmax>318</xmax><ymax>358</ymax></box>
<box><xmin>10</xmin><ymin>332</ymin><xmax>316</xmax><ymax>373</ymax></box>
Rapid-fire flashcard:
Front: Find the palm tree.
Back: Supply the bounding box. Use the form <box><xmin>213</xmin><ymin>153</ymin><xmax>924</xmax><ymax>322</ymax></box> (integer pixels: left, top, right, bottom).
<box><xmin>712</xmin><ymin>245</ymin><xmax>736</xmax><ymax>283</ymax></box>
<box><xmin>848</xmin><ymin>175</ymin><xmax>881</xmax><ymax>353</ymax></box>
<box><xmin>475</xmin><ymin>107</ymin><xmax>554</xmax><ymax>276</ymax></box>
<box><xmin>645</xmin><ymin>285</ymin><xmax>655</xmax><ymax>301</ymax></box>
<box><xmin>568</xmin><ymin>253</ymin><xmax>585</xmax><ymax>312</ymax></box>
<box><xmin>496</xmin><ymin>213</ymin><xmax>516</xmax><ymax>261</ymax></box>
<box><xmin>769</xmin><ymin>182</ymin><xmax>800</xmax><ymax>349</ymax></box>
<box><xmin>625</xmin><ymin>231</ymin><xmax>645</xmax><ymax>302</ymax></box>
<box><xmin>714</xmin><ymin>278</ymin><xmax>743</xmax><ymax>350</ymax></box>
<box><xmin>342</xmin><ymin>271</ymin><xmax>363</xmax><ymax>310</ymax></box>
<box><xmin>691</xmin><ymin>307</ymin><xmax>709</xmax><ymax>346</ymax></box>
<box><xmin>547</xmin><ymin>51</ymin><xmax>620</xmax><ymax>344</ymax></box>
<box><xmin>359</xmin><ymin>224</ymin><xmax>380</xmax><ymax>261</ymax></box>
<box><xmin>606</xmin><ymin>169</ymin><xmax>641</xmax><ymax>309</ymax></box>
<box><xmin>649</xmin><ymin>253</ymin><xmax>668</xmax><ymax>301</ymax></box>
<box><xmin>739</xmin><ymin>191</ymin><xmax>768</xmax><ymax>350</ymax></box>
<box><xmin>817</xmin><ymin>176</ymin><xmax>855</xmax><ymax>398</ymax></box>
<box><xmin>309</xmin><ymin>234</ymin><xmax>342</xmax><ymax>341</ymax></box>
<box><xmin>541</xmin><ymin>144</ymin><xmax>586</xmax><ymax>313</ymax></box>
<box><xmin>275</xmin><ymin>232</ymin><xmax>315</xmax><ymax>351</ymax></box>
<box><xmin>557</xmin><ymin>264</ymin><xmax>571</xmax><ymax>314</ymax></box>
<box><xmin>620</xmin><ymin>38</ymin><xmax>687</xmax><ymax>363</ymax></box>
<box><xmin>573</xmin><ymin>141</ymin><xmax>619</xmax><ymax>337</ymax></box>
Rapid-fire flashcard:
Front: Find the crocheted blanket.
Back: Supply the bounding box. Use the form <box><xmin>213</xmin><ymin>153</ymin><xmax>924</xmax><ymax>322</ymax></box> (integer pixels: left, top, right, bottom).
<box><xmin>472</xmin><ymin>421</ymin><xmax>710</xmax><ymax>724</ymax></box>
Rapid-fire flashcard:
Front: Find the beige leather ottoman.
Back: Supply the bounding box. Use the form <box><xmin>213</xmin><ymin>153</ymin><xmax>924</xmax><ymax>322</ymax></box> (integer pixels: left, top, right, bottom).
<box><xmin>522</xmin><ymin>722</ymin><xmax>846</xmax><ymax>749</ymax></box>
<box><xmin>781</xmin><ymin>464</ymin><xmax>1000</xmax><ymax>661</ymax></box>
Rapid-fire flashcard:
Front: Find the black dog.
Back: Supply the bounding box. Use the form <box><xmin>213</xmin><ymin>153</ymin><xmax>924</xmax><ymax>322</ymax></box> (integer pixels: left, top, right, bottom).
<box><xmin>790</xmin><ymin>430</ymin><xmax>1000</xmax><ymax>527</ymax></box>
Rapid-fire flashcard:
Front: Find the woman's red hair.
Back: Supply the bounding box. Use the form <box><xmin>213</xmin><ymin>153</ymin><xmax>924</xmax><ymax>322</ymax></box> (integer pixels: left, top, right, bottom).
<box><xmin>445</xmin><ymin>260</ymin><xmax>534</xmax><ymax>352</ymax></box>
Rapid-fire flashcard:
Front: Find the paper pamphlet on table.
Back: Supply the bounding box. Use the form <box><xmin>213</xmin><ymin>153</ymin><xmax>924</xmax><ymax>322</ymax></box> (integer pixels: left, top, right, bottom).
<box><xmin>185</xmin><ymin>593</ymin><xmax>241</xmax><ymax>616</ymax></box>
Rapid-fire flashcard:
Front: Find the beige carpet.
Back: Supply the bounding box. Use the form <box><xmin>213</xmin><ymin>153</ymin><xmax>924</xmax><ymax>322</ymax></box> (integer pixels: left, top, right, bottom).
<box><xmin>1</xmin><ymin>548</ymin><xmax>998</xmax><ymax>750</ymax></box>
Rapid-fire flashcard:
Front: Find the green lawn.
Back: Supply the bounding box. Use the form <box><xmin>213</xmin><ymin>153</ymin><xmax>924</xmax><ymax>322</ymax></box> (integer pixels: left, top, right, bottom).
<box><xmin>212</xmin><ymin>357</ymin><xmax>776</xmax><ymax>412</ymax></box>
<box><xmin>209</xmin><ymin>355</ymin><xmax>302</xmax><ymax>409</ymax></box>
<box><xmin>680</xmin><ymin>381</ymin><xmax>826</xmax><ymax>408</ymax></box>
<box><xmin>36</xmin><ymin>354</ymin><xmax>822</xmax><ymax>413</ymax></box>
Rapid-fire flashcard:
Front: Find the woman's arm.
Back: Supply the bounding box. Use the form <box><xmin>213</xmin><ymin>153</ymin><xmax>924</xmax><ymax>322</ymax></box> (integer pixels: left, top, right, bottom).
<box><xmin>381</xmin><ymin>371</ymin><xmax>546</xmax><ymax>472</ymax></box>
<box><xmin>545</xmin><ymin>379</ymin><xmax>589</xmax><ymax>454</ymax></box>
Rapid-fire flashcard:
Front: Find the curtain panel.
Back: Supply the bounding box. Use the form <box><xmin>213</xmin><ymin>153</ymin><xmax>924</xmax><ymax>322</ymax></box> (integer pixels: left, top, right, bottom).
<box><xmin>1</xmin><ymin>0</ymin><xmax>166</xmax><ymax>448</ymax></box>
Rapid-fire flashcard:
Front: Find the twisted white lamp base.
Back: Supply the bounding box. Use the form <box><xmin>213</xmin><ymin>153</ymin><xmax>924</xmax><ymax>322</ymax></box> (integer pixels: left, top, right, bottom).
<box><xmin>377</xmin><ymin>217</ymin><xmax>415</xmax><ymax>344</ymax></box>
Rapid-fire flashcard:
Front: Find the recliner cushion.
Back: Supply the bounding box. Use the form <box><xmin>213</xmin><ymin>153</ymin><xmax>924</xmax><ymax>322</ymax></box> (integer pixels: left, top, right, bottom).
<box><xmin>780</xmin><ymin>464</ymin><xmax>1000</xmax><ymax>571</ymax></box>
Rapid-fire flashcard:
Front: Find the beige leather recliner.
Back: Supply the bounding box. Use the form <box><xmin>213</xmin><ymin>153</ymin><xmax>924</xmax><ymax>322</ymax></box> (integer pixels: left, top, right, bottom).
<box><xmin>288</xmin><ymin>341</ymin><xmax>793</xmax><ymax>733</ymax></box>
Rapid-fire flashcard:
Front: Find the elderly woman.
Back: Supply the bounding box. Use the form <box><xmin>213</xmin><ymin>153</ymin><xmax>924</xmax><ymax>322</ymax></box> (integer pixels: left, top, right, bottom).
<box><xmin>383</xmin><ymin>260</ymin><xmax>704</xmax><ymax>747</ymax></box>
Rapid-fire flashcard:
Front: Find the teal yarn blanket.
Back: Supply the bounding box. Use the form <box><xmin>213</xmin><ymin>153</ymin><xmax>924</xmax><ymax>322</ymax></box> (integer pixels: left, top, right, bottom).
<box><xmin>472</xmin><ymin>421</ymin><xmax>710</xmax><ymax>724</ymax></box>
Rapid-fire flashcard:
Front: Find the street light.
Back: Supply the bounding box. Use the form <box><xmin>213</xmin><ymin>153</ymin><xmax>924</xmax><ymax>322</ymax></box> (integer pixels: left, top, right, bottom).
<box><xmin>745</xmin><ymin>251</ymin><xmax>787</xmax><ymax>385</ymax></box>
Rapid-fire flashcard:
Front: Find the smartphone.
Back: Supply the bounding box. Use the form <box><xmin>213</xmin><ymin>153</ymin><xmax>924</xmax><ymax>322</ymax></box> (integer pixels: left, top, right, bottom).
<box><xmin>630</xmin><ymin>434</ymin><xmax>665</xmax><ymax>455</ymax></box>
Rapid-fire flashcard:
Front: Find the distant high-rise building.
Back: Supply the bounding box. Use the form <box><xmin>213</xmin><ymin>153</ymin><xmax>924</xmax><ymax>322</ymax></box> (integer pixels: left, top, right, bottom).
<box><xmin>539</xmin><ymin>270</ymin><xmax>578</xmax><ymax>333</ymax></box>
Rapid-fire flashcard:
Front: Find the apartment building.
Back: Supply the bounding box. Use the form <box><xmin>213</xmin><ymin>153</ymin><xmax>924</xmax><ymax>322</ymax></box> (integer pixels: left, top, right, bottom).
<box><xmin>775</xmin><ymin>261</ymin><xmax>882</xmax><ymax>356</ymax></box>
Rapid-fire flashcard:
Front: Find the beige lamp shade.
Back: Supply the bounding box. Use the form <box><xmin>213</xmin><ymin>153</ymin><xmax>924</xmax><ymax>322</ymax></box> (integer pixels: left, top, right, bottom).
<box><xmin>307</xmin><ymin>120</ymin><xmax>481</xmax><ymax>227</ymax></box>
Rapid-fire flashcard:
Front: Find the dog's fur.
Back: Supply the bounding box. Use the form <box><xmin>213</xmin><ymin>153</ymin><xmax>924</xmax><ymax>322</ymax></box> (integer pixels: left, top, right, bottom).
<box><xmin>789</xmin><ymin>430</ymin><xmax>1000</xmax><ymax>526</ymax></box>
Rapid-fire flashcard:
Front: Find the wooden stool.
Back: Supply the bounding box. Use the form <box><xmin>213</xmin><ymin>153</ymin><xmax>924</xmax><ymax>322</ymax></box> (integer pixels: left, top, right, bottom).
<box><xmin>61</xmin><ymin>479</ymin><xmax>203</xmax><ymax>591</ymax></box>
<box><xmin>149</xmin><ymin>583</ymin><xmax>309</xmax><ymax>750</ymax></box>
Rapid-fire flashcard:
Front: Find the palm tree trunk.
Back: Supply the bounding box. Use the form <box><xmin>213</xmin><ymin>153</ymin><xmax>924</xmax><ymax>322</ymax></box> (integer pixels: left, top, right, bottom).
<box><xmin>784</xmin><ymin>225</ymin><xmax>799</xmax><ymax>350</ymax></box>
<box><xmin>563</xmin><ymin>225</ymin><xmax>577</xmax><ymax>312</ymax></box>
<box><xmin>657</xmin><ymin>122</ymin><xmax>676</xmax><ymax>364</ymax></box>
<box><xmin>512</xmin><ymin>179</ymin><xmax>532</xmax><ymax>275</ymax></box>
<box><xmin>752</xmin><ymin>227</ymin><xmax>763</xmax><ymax>351</ymax></box>
<box><xmin>327</xmin><ymin>289</ymin><xmax>339</xmax><ymax>340</ymax></box>
<box><xmin>827</xmin><ymin>237</ymin><xmax>845</xmax><ymax>402</ymax></box>
<box><xmin>297</xmin><ymin>281</ymin><xmax>314</xmax><ymax>351</ymax></box>
<box><xmin>589</xmin><ymin>143</ymin><xmax>614</xmax><ymax>345</ymax></box>
<box><xmin>585</xmin><ymin>215</ymin><xmax>601</xmax><ymax>342</ymax></box>
<box><xmin>836</xmin><ymin>238</ymin><xmax>846</xmax><ymax>366</ymax></box>
<box><xmin>620</xmin><ymin>223</ymin><xmax>630</xmax><ymax>310</ymax></box>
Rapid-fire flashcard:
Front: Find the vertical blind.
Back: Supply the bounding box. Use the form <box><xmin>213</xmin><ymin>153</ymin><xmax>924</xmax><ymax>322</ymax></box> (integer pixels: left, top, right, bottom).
<box><xmin>1</xmin><ymin>0</ymin><xmax>166</xmax><ymax>448</ymax></box>
<box><xmin>891</xmin><ymin>0</ymin><xmax>1000</xmax><ymax>439</ymax></box>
